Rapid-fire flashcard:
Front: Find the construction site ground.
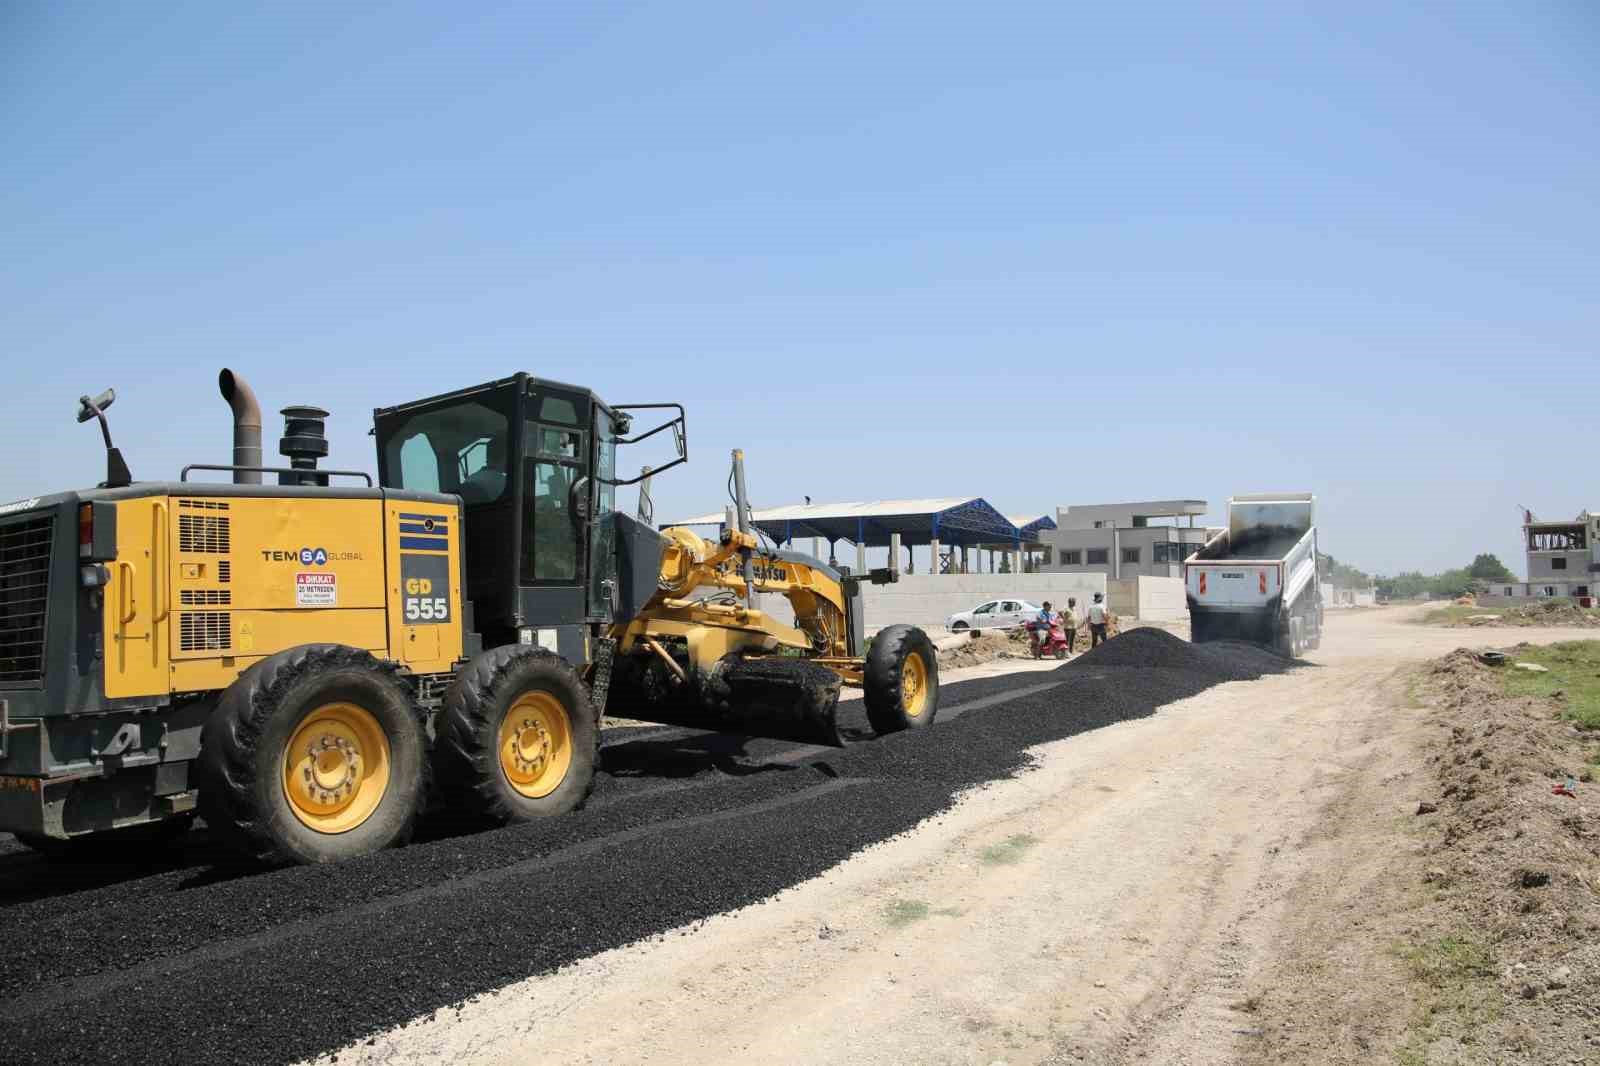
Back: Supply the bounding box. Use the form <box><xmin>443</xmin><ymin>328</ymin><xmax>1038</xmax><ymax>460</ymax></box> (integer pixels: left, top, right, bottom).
<box><xmin>3</xmin><ymin>607</ymin><xmax>1594</xmax><ymax>1066</ymax></box>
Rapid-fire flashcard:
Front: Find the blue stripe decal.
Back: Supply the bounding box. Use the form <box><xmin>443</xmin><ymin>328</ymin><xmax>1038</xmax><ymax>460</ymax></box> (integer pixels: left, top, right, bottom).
<box><xmin>399</xmin><ymin>536</ymin><xmax>450</xmax><ymax>552</ymax></box>
<box><xmin>397</xmin><ymin>512</ymin><xmax>450</xmax><ymax>525</ymax></box>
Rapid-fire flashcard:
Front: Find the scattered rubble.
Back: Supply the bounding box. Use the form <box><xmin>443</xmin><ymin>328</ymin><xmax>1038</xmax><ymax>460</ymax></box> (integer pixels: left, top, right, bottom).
<box><xmin>937</xmin><ymin>630</ymin><xmax>1019</xmax><ymax>668</ymax></box>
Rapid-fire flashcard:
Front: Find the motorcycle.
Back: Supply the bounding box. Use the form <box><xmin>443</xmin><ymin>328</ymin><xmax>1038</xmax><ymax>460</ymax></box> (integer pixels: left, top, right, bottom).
<box><xmin>1025</xmin><ymin>616</ymin><xmax>1071</xmax><ymax>660</ymax></box>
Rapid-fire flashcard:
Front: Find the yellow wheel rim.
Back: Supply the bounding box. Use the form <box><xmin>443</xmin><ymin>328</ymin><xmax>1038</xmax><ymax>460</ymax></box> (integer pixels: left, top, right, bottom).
<box><xmin>282</xmin><ymin>702</ymin><xmax>391</xmax><ymax>835</ymax></box>
<box><xmin>498</xmin><ymin>692</ymin><xmax>573</xmax><ymax>799</ymax></box>
<box><xmin>901</xmin><ymin>651</ymin><xmax>930</xmax><ymax>718</ymax></box>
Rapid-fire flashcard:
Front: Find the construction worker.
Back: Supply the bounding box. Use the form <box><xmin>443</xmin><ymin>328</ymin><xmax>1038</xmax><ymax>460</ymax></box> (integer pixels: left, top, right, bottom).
<box><xmin>1062</xmin><ymin>597</ymin><xmax>1079</xmax><ymax>653</ymax></box>
<box><xmin>1087</xmin><ymin>592</ymin><xmax>1111</xmax><ymax>647</ymax></box>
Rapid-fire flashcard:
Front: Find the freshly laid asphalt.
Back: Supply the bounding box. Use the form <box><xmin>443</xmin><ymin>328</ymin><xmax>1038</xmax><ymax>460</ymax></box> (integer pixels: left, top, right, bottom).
<box><xmin>0</xmin><ymin>631</ymin><xmax>1290</xmax><ymax>1066</ymax></box>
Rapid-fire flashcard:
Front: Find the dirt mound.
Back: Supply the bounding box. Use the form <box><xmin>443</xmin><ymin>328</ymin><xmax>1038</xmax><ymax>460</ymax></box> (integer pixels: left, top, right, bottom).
<box><xmin>1440</xmin><ymin>600</ymin><xmax>1600</xmax><ymax>628</ymax></box>
<box><xmin>938</xmin><ymin>631</ymin><xmax>1018</xmax><ymax>669</ymax></box>
<box><xmin>1070</xmin><ymin>625</ymin><xmax>1289</xmax><ymax>682</ymax></box>
<box><xmin>1398</xmin><ymin>645</ymin><xmax>1600</xmax><ymax>1062</ymax></box>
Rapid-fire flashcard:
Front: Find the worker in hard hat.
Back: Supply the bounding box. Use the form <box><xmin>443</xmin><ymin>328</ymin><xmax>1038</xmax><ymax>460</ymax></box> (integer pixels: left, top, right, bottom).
<box><xmin>1087</xmin><ymin>592</ymin><xmax>1111</xmax><ymax>648</ymax></box>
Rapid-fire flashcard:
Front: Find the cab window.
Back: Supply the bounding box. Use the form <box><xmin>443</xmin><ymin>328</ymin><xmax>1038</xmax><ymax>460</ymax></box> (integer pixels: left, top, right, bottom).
<box><xmin>521</xmin><ymin>390</ymin><xmax>588</xmax><ymax>585</ymax></box>
<box><xmin>524</xmin><ymin>461</ymin><xmax>578</xmax><ymax>582</ymax></box>
<box><xmin>382</xmin><ymin>401</ymin><xmax>509</xmax><ymax>503</ymax></box>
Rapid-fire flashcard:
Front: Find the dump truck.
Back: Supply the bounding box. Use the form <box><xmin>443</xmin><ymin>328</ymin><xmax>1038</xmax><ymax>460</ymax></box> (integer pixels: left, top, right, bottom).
<box><xmin>1183</xmin><ymin>493</ymin><xmax>1322</xmax><ymax>657</ymax></box>
<box><xmin>0</xmin><ymin>370</ymin><xmax>936</xmax><ymax>863</ymax></box>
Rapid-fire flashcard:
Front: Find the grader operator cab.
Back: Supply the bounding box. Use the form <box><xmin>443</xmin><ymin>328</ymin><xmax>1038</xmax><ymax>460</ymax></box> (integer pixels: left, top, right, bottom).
<box><xmin>0</xmin><ymin>370</ymin><xmax>937</xmax><ymax>864</ymax></box>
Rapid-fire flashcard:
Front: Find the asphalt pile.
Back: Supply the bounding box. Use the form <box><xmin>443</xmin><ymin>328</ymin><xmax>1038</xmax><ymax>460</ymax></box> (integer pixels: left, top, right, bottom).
<box><xmin>1071</xmin><ymin>626</ymin><xmax>1290</xmax><ymax>680</ymax></box>
<box><xmin>0</xmin><ymin>628</ymin><xmax>1291</xmax><ymax>1066</ymax></box>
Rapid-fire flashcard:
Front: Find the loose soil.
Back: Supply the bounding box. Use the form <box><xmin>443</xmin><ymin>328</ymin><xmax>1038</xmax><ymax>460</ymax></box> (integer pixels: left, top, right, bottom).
<box><xmin>1423</xmin><ymin>599</ymin><xmax>1600</xmax><ymax>628</ymax></box>
<box><xmin>938</xmin><ymin>629</ymin><xmax>1020</xmax><ymax>668</ymax></box>
<box><xmin>1239</xmin><ymin>641</ymin><xmax>1600</xmax><ymax>1065</ymax></box>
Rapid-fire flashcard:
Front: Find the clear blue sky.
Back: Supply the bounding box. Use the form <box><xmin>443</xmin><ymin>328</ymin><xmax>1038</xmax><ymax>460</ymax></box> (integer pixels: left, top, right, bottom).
<box><xmin>4</xmin><ymin>2</ymin><xmax>1596</xmax><ymax>578</ymax></box>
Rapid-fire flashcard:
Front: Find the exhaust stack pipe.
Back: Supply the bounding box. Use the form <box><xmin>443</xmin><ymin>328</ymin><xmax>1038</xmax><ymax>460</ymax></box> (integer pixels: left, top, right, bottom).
<box><xmin>218</xmin><ymin>368</ymin><xmax>262</xmax><ymax>484</ymax></box>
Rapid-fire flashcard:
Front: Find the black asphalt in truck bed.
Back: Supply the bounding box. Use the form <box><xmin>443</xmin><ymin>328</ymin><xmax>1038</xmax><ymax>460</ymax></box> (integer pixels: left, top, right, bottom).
<box><xmin>0</xmin><ymin>631</ymin><xmax>1291</xmax><ymax>1066</ymax></box>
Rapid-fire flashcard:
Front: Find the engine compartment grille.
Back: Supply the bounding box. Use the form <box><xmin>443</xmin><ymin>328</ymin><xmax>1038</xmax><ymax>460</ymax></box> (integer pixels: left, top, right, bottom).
<box><xmin>0</xmin><ymin>515</ymin><xmax>53</xmax><ymax>685</ymax></box>
<box><xmin>178</xmin><ymin>513</ymin><xmax>231</xmax><ymax>554</ymax></box>
<box><xmin>179</xmin><ymin>611</ymin><xmax>232</xmax><ymax>652</ymax></box>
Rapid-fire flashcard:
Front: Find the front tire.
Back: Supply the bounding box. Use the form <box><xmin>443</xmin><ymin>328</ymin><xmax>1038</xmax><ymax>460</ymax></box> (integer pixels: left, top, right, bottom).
<box><xmin>864</xmin><ymin>624</ymin><xmax>939</xmax><ymax>735</ymax></box>
<box><xmin>434</xmin><ymin>646</ymin><xmax>598</xmax><ymax>825</ymax></box>
<box><xmin>197</xmin><ymin>644</ymin><xmax>427</xmax><ymax>865</ymax></box>
<box><xmin>950</xmin><ymin>620</ymin><xmax>969</xmax><ymax>632</ymax></box>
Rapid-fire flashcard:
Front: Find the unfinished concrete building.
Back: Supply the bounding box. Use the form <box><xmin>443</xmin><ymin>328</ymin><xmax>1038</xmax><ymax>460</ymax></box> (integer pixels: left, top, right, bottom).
<box><xmin>1485</xmin><ymin>509</ymin><xmax>1600</xmax><ymax>603</ymax></box>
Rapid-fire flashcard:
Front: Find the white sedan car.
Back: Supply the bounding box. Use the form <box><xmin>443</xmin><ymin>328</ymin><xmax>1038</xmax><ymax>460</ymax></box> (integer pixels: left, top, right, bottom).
<box><xmin>946</xmin><ymin>599</ymin><xmax>1040</xmax><ymax>631</ymax></box>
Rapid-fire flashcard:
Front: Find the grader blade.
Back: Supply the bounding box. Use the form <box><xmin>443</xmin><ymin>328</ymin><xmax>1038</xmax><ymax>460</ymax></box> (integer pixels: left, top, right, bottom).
<box><xmin>716</xmin><ymin>657</ymin><xmax>845</xmax><ymax>747</ymax></box>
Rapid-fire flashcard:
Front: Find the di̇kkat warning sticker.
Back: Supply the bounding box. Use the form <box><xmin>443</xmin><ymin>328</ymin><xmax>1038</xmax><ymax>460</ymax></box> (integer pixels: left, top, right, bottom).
<box><xmin>296</xmin><ymin>571</ymin><xmax>337</xmax><ymax>607</ymax></box>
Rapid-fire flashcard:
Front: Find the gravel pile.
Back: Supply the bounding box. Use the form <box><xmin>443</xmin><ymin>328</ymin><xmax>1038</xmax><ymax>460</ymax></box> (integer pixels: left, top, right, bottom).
<box><xmin>0</xmin><ymin>631</ymin><xmax>1290</xmax><ymax>1066</ymax></box>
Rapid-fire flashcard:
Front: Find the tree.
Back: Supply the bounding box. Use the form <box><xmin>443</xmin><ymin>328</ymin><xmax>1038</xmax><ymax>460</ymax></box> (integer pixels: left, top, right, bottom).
<box><xmin>1428</xmin><ymin>567</ymin><xmax>1476</xmax><ymax>598</ymax></box>
<box><xmin>1468</xmin><ymin>553</ymin><xmax>1516</xmax><ymax>583</ymax></box>
<box><xmin>1375</xmin><ymin>559</ymin><xmax>1509</xmax><ymax>600</ymax></box>
<box><xmin>1319</xmin><ymin>553</ymin><xmax>1372</xmax><ymax>588</ymax></box>
<box><xmin>1376</xmin><ymin>571</ymin><xmax>1431</xmax><ymax>600</ymax></box>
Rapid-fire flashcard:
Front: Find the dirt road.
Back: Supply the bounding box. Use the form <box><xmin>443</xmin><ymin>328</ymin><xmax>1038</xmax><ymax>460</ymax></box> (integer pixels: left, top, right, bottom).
<box><xmin>322</xmin><ymin>608</ymin><xmax>1582</xmax><ymax>1066</ymax></box>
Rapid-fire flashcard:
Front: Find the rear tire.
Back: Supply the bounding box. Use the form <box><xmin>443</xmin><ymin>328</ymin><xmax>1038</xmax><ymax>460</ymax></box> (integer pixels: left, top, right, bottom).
<box><xmin>434</xmin><ymin>646</ymin><xmax>598</xmax><ymax>825</ymax></box>
<box><xmin>864</xmin><ymin>624</ymin><xmax>939</xmax><ymax>735</ymax></box>
<box><xmin>197</xmin><ymin>644</ymin><xmax>427</xmax><ymax>865</ymax></box>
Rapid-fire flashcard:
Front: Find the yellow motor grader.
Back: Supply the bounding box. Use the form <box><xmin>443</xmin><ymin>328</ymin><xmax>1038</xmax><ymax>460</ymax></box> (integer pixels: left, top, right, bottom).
<box><xmin>0</xmin><ymin>370</ymin><xmax>936</xmax><ymax>863</ymax></box>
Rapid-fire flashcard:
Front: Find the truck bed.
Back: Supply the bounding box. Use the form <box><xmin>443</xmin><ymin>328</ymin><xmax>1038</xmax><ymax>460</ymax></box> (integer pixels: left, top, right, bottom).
<box><xmin>1206</xmin><ymin>529</ymin><xmax>1306</xmax><ymax>561</ymax></box>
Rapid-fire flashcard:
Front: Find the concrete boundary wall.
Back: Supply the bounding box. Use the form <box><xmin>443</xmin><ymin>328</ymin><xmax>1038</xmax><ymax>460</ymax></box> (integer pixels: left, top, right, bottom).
<box><xmin>1135</xmin><ymin>575</ymin><xmax>1187</xmax><ymax>621</ymax></box>
<box><xmin>1109</xmin><ymin>576</ymin><xmax>1186</xmax><ymax>622</ymax></box>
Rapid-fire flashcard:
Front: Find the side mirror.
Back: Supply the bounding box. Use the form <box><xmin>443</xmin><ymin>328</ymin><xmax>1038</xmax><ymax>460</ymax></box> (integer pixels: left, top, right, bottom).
<box><xmin>76</xmin><ymin>387</ymin><xmax>132</xmax><ymax>488</ymax></box>
<box><xmin>76</xmin><ymin>388</ymin><xmax>115</xmax><ymax>423</ymax></box>
<box><xmin>607</xmin><ymin>403</ymin><xmax>688</xmax><ymax>486</ymax></box>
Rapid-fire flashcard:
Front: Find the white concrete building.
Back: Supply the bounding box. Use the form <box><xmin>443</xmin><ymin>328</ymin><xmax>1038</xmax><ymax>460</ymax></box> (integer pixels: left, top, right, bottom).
<box><xmin>1038</xmin><ymin>499</ymin><xmax>1221</xmax><ymax>580</ymax></box>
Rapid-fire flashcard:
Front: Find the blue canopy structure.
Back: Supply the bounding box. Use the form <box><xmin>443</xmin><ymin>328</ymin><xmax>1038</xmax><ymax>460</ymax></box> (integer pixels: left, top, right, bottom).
<box><xmin>668</xmin><ymin>496</ymin><xmax>1023</xmax><ymax>549</ymax></box>
<box><xmin>1009</xmin><ymin>514</ymin><xmax>1058</xmax><ymax>545</ymax></box>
